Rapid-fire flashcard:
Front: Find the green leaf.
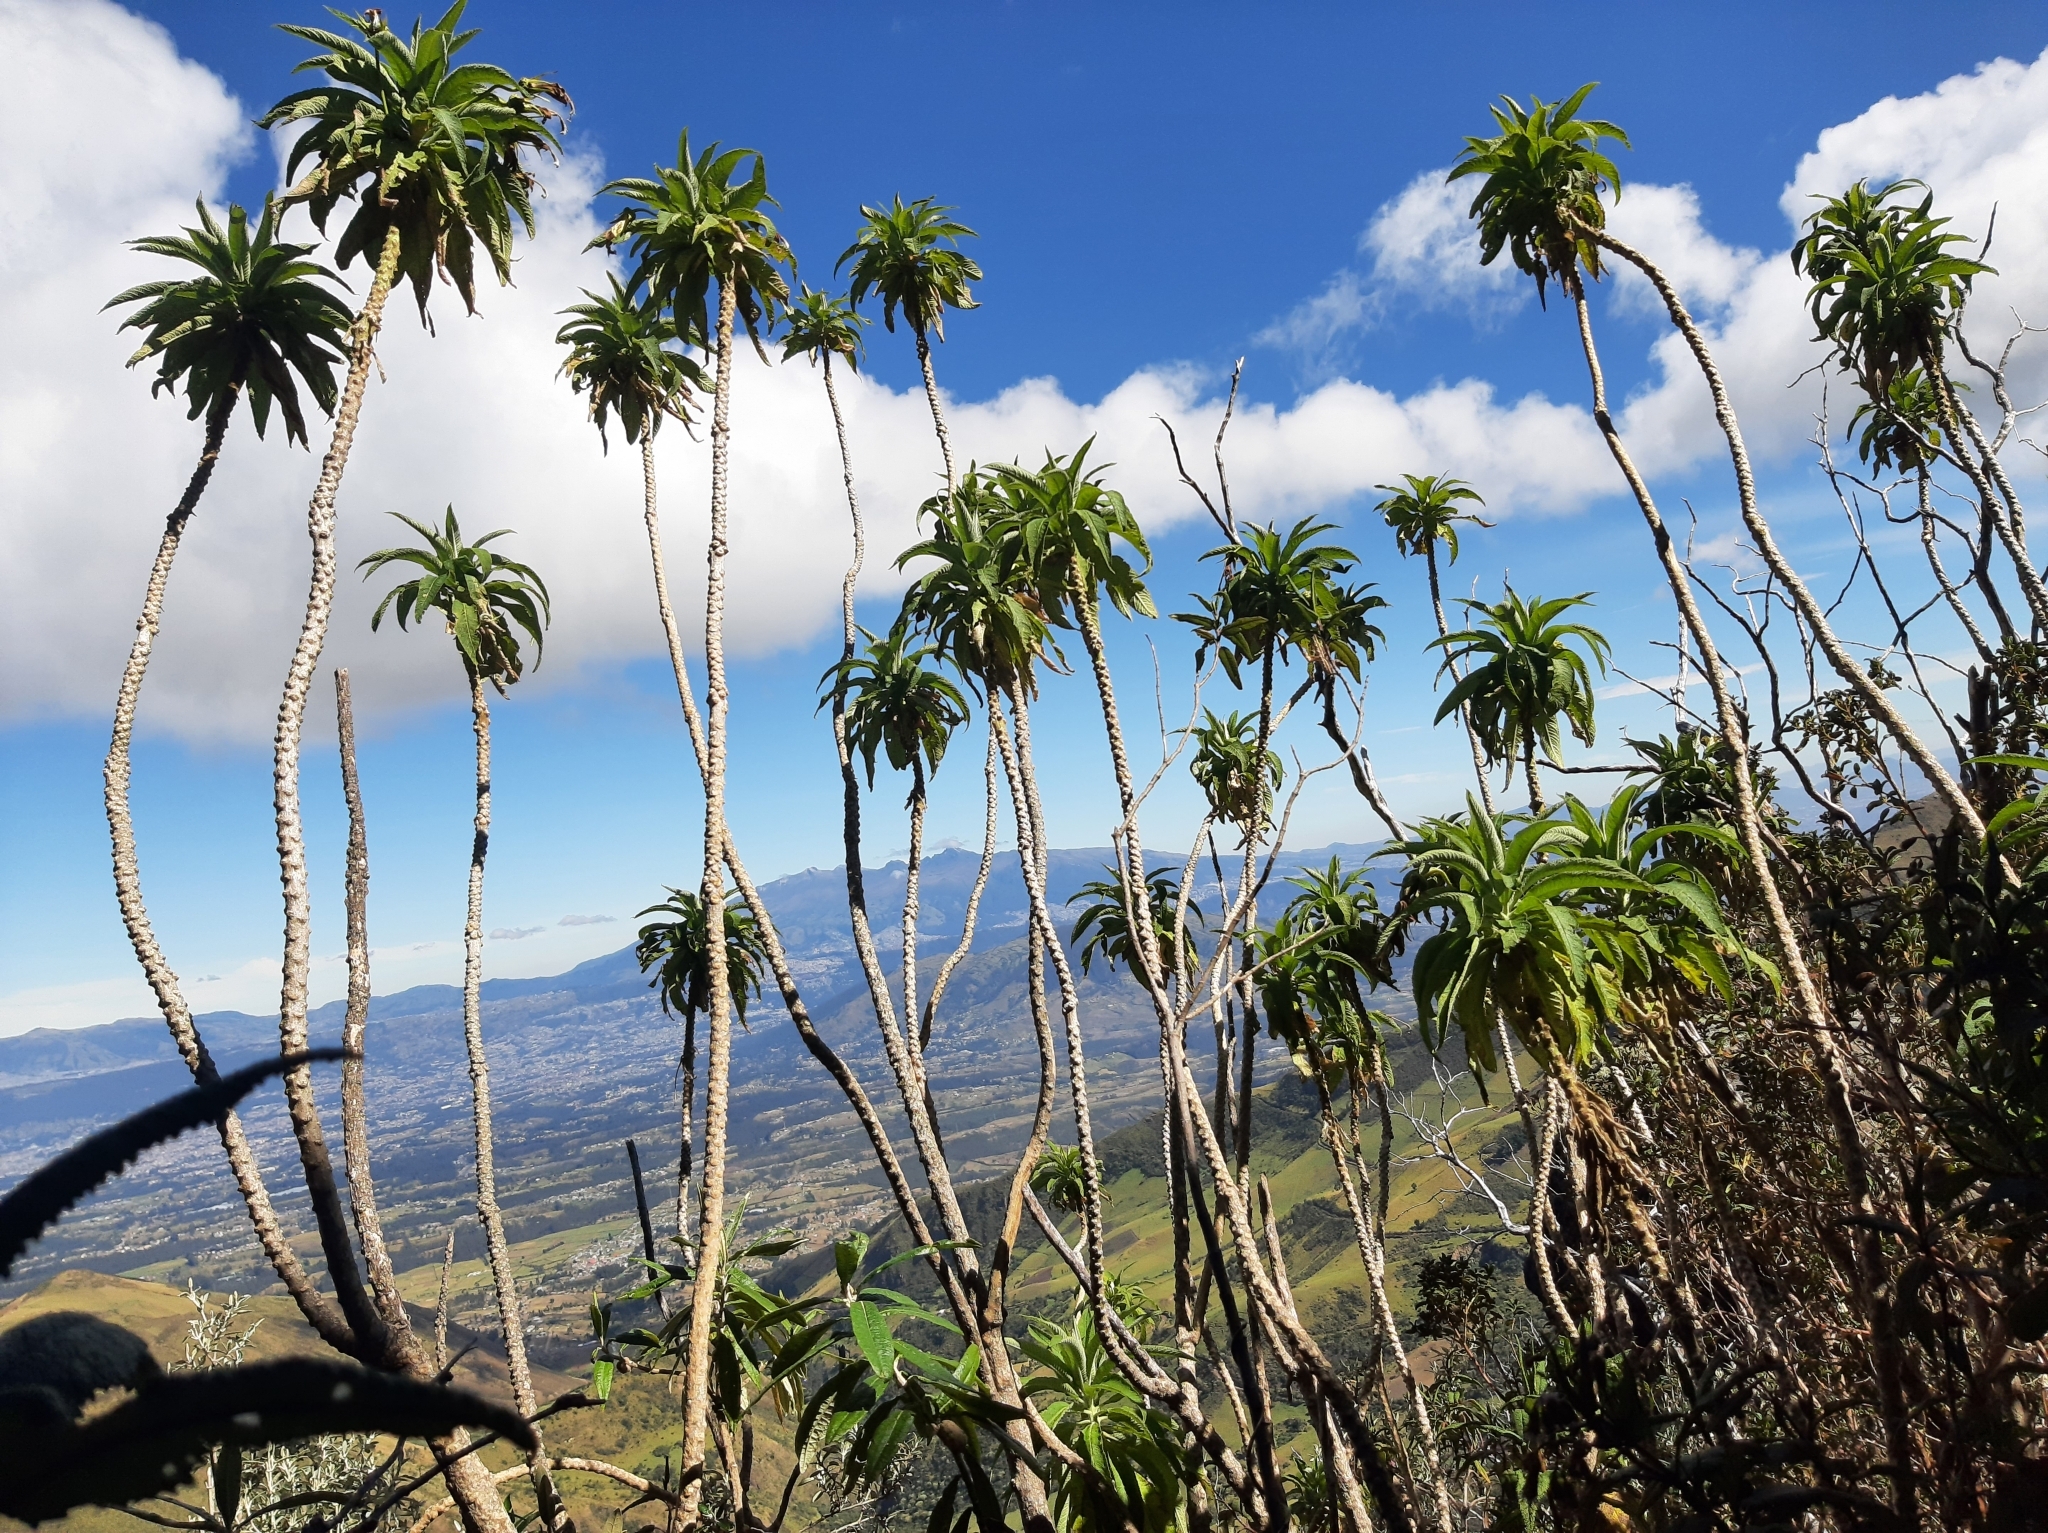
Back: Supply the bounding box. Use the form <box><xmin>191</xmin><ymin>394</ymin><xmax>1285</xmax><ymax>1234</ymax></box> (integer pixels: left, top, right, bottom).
<box><xmin>834</xmin><ymin>1231</ymin><xmax>869</xmax><ymax>1295</ymax></box>
<box><xmin>849</xmin><ymin>1299</ymin><xmax>896</xmax><ymax>1381</ymax></box>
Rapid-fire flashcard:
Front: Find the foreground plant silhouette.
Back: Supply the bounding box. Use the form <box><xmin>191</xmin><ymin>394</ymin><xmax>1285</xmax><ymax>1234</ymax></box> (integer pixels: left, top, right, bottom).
<box><xmin>0</xmin><ymin>1059</ymin><xmax>532</xmax><ymax>1524</ymax></box>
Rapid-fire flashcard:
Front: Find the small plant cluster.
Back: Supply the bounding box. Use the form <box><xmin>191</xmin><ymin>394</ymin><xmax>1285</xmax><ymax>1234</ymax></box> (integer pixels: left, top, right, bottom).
<box><xmin>47</xmin><ymin>2</ymin><xmax>2048</xmax><ymax>1527</ymax></box>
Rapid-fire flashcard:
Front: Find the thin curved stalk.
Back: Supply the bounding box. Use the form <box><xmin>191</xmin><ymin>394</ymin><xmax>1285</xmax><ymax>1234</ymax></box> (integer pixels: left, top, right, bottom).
<box><xmin>1178</xmin><ymin>1092</ymin><xmax>1287</xmax><ymax>1531</ymax></box>
<box><xmin>637</xmin><ymin>434</ymin><xmax>700</xmax><ymax>1260</ymax></box>
<box><xmin>980</xmin><ymin>701</ymin><xmax>1063</xmax><ymax>1342</ymax></box>
<box><xmin>922</xmin><ymin>719</ymin><xmax>998</xmax><ymax>1043</ymax></box>
<box><xmin>1163</xmin><ymin>1017</ymin><xmax>1412</xmax><ymax>1533</ymax></box>
<box><xmin>1565</xmin><ymin>272</ymin><xmax>1867</xmax><ymax>1198</ymax></box>
<box><xmin>273</xmin><ymin>223</ymin><xmax>413</xmax><ymax>1364</ymax></box>
<box><xmin>1564</xmin><ymin>274</ymin><xmax>1916</xmax><ymax>1502</ymax></box>
<box><xmin>719</xmin><ymin>841</ymin><xmax>980</xmax><ymax>1338</ymax></box>
<box><xmin>678</xmin><ymin>276</ymin><xmax>741</xmax><ymax>1511</ymax></box>
<box><xmin>1260</xmin><ymin>1177</ymin><xmax>1382</xmax><ymax>1533</ymax></box>
<box><xmin>1526</xmin><ymin>1078</ymin><xmax>1576</xmax><ymax>1335</ymax></box>
<box><xmin>461</xmin><ymin>674</ymin><xmax>565</xmax><ymax>1526</ymax></box>
<box><xmin>994</xmin><ymin>681</ymin><xmax>1122</xmax><ymax>1366</ymax></box>
<box><xmin>813</xmin><ymin>346</ymin><xmax>977</xmax><ymax>1294</ymax></box>
<box><xmin>1929</xmin><ymin>363</ymin><xmax>2048</xmax><ymax>630</ymax></box>
<box><xmin>1318</xmin><ymin>680</ymin><xmax>1406</xmax><ymax>840</ymax></box>
<box><xmin>1313</xmin><ymin>1067</ymin><xmax>1454</xmax><ymax>1533</ymax></box>
<box><xmin>1593</xmin><ymin>229</ymin><xmax>1982</xmax><ymax>839</ymax></box>
<box><xmin>902</xmin><ymin>757</ymin><xmax>927</xmax><ymax>1093</ymax></box>
<box><xmin>806</xmin><ymin>343</ymin><xmax>1048</xmax><ymax>1522</ymax></box>
<box><xmin>341</xmin><ymin>668</ymin><xmax>511</xmax><ymax>1532</ymax></box>
<box><xmin>828</xmin><ymin>567</ymin><xmax>978</xmax><ymax>1289</ymax></box>
<box><xmin>637</xmin><ymin>367</ymin><xmax>975</xmax><ymax>1345</ymax></box>
<box><xmin>1917</xmin><ymin>472</ymin><xmax>1996</xmax><ymax>665</ymax></box>
<box><xmin>914</xmin><ymin>325</ymin><xmax>957</xmax><ymax>497</ymax></box>
<box><xmin>1426</xmin><ymin>542</ymin><xmax>1500</xmax><ymax>818</ymax></box>
<box><xmin>675</xmin><ymin>1010</ymin><xmax>696</xmax><ymax>1253</ymax></box>
<box><xmin>335</xmin><ymin>668</ymin><xmax>406</xmax><ymax>1338</ymax></box>
<box><xmin>104</xmin><ymin>385</ymin><xmax>352</xmax><ymax>1345</ymax></box>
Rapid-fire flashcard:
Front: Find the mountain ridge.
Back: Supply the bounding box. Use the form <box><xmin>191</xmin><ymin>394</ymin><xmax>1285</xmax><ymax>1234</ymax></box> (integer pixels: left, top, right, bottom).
<box><xmin>0</xmin><ymin>839</ymin><xmax>1395</xmax><ymax>1341</ymax></box>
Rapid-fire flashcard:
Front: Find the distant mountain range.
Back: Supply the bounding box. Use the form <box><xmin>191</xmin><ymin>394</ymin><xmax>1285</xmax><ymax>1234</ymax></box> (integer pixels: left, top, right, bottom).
<box><xmin>0</xmin><ymin>841</ymin><xmax>1391</xmax><ymax>1349</ymax></box>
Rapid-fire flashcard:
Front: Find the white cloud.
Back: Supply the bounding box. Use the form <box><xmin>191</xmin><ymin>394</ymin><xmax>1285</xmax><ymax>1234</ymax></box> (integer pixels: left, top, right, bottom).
<box><xmin>1604</xmin><ymin>182</ymin><xmax>1759</xmax><ymax>316</ymax></box>
<box><xmin>1258</xmin><ymin>171</ymin><xmax>1759</xmax><ymax>356</ymax></box>
<box><xmin>1255</xmin><ymin>171</ymin><xmax>1526</xmax><ymax>354</ymax></box>
<box><xmin>558</xmin><ymin>912</ymin><xmax>617</xmax><ymax>926</ymax></box>
<box><xmin>14</xmin><ymin>7</ymin><xmax>2047</xmax><ymax>759</ymax></box>
<box><xmin>1362</xmin><ymin>172</ymin><xmax>1527</xmax><ymax>318</ymax></box>
<box><xmin>0</xmin><ymin>1</ymin><xmax>1635</xmax><ymax>746</ymax></box>
<box><xmin>1252</xmin><ymin>270</ymin><xmax>1374</xmax><ymax>355</ymax></box>
<box><xmin>1785</xmin><ymin>50</ymin><xmax>2048</xmax><ymax>408</ymax></box>
<box><xmin>1595</xmin><ymin>47</ymin><xmax>2048</xmax><ymax>481</ymax></box>
<box><xmin>1262</xmin><ymin>45</ymin><xmax>2048</xmax><ymax>501</ymax></box>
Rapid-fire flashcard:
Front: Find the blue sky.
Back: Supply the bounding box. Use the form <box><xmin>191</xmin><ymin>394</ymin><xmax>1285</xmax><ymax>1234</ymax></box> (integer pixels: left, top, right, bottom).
<box><xmin>5</xmin><ymin>0</ymin><xmax>2048</xmax><ymax>1032</ymax></box>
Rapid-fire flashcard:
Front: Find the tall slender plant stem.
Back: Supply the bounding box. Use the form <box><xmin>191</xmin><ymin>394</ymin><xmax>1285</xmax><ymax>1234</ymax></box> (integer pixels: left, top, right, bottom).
<box><xmin>1426</xmin><ymin>543</ymin><xmax>1501</xmax><ymax>817</ymax></box>
<box><xmin>902</xmin><ymin>758</ymin><xmax>930</xmax><ymax>1099</ymax></box>
<box><xmin>1162</xmin><ymin>1011</ymin><xmax>1411</xmax><ymax>1533</ymax></box>
<box><xmin>1312</xmin><ymin>1066</ymin><xmax>1455</xmax><ymax>1533</ymax></box>
<box><xmin>103</xmin><ymin>384</ymin><xmax>353</xmax><ymax>1344</ymax></box>
<box><xmin>272</xmin><ymin>223</ymin><xmax>412</xmax><ymax>1364</ymax></box>
<box><xmin>335</xmin><ymin>668</ymin><xmax>405</xmax><ymax>1338</ymax></box>
<box><xmin>1591</xmin><ymin>229</ymin><xmax>1981</xmax><ymax>839</ymax></box>
<box><xmin>1917</xmin><ymin>473</ymin><xmax>1996</xmax><ymax>665</ymax></box>
<box><xmin>982</xmin><ymin>699</ymin><xmax>1063</xmax><ymax>1335</ymax></box>
<box><xmin>821</xmin><ymin>324</ymin><xmax>1050</xmax><ymax>1533</ymax></box>
<box><xmin>635</xmin><ymin>433</ymin><xmax>701</xmax><ymax>1256</ymax></box>
<box><xmin>1929</xmin><ymin>365</ymin><xmax>2048</xmax><ymax>630</ymax></box>
<box><xmin>462</xmin><ymin>674</ymin><xmax>566</xmax><ymax>1527</ymax></box>
<box><xmin>1565</xmin><ymin>275</ymin><xmax>1859</xmax><ymax>1194</ymax></box>
<box><xmin>915</xmin><ymin>326</ymin><xmax>956</xmax><ymax>497</ymax></box>
<box><xmin>994</xmin><ymin>682</ymin><xmax>1116</xmax><ymax>1341</ymax></box>
<box><xmin>341</xmin><ymin>670</ymin><xmax>515</xmax><ymax>1533</ymax></box>
<box><xmin>923</xmin><ymin>721</ymin><xmax>999</xmax><ymax>1041</ymax></box>
<box><xmin>1563</xmin><ymin>279</ymin><xmax>1916</xmax><ymax>1495</ymax></box>
<box><xmin>635</xmin><ymin>358</ymin><xmax>975</xmax><ymax>1353</ymax></box>
<box><xmin>818</xmin><ymin>393</ymin><xmax>980</xmax><ymax>1307</ymax></box>
<box><xmin>675</xmin><ymin>1011</ymin><xmax>698</xmax><ymax>1252</ymax></box>
<box><xmin>679</xmin><ymin>276</ymin><xmax>742</xmax><ymax>1511</ymax></box>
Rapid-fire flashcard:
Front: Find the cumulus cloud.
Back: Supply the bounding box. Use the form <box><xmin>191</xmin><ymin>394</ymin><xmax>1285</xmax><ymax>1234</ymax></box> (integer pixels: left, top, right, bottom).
<box><xmin>1609</xmin><ymin>48</ymin><xmax>2048</xmax><ymax>475</ymax></box>
<box><xmin>1362</xmin><ymin>172</ymin><xmax>1528</xmax><ymax>319</ymax></box>
<box><xmin>1260</xmin><ymin>46</ymin><xmax>2048</xmax><ymax>491</ymax></box>
<box><xmin>1604</xmin><ymin>183</ymin><xmax>1759</xmax><ymax>316</ymax></box>
<box><xmin>1784</xmin><ymin>50</ymin><xmax>2048</xmax><ymax>413</ymax></box>
<box><xmin>11</xmin><ymin>7</ymin><xmax>2048</xmax><ymax>755</ymax></box>
<box><xmin>0</xmin><ymin>1</ymin><xmax>1634</xmax><ymax>746</ymax></box>
<box><xmin>557</xmin><ymin>913</ymin><xmax>616</xmax><ymax>926</ymax></box>
<box><xmin>1254</xmin><ymin>171</ymin><xmax>1525</xmax><ymax>354</ymax></box>
<box><xmin>1257</xmin><ymin>169</ymin><xmax>1760</xmax><ymax>354</ymax></box>
<box><xmin>490</xmin><ymin>926</ymin><xmax>545</xmax><ymax>942</ymax></box>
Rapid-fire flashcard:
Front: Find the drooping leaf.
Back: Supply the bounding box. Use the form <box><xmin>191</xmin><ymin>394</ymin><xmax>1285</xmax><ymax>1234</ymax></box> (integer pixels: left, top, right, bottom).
<box><xmin>0</xmin><ymin>1051</ymin><xmax>344</xmax><ymax>1278</ymax></box>
<box><xmin>0</xmin><ymin>1356</ymin><xmax>536</xmax><ymax>1522</ymax></box>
